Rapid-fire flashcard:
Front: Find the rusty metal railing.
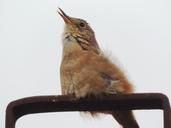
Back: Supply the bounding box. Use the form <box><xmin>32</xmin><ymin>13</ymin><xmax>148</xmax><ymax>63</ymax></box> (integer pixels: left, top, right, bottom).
<box><xmin>5</xmin><ymin>93</ymin><xmax>171</xmax><ymax>128</ymax></box>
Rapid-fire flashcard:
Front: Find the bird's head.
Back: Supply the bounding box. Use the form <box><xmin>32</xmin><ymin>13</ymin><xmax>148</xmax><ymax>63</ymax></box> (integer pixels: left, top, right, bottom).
<box><xmin>58</xmin><ymin>8</ymin><xmax>100</xmax><ymax>53</ymax></box>
<box><xmin>58</xmin><ymin>8</ymin><xmax>94</xmax><ymax>40</ymax></box>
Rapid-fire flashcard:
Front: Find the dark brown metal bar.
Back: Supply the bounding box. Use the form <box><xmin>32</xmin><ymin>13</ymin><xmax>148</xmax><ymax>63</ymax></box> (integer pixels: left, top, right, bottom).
<box><xmin>5</xmin><ymin>93</ymin><xmax>171</xmax><ymax>128</ymax></box>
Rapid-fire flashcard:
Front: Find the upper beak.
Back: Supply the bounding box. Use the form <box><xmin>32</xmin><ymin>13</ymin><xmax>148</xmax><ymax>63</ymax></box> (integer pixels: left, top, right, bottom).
<box><xmin>58</xmin><ymin>8</ymin><xmax>73</xmax><ymax>25</ymax></box>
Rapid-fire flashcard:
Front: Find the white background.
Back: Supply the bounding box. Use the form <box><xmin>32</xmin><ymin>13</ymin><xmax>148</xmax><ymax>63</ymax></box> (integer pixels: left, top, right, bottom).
<box><xmin>1</xmin><ymin>0</ymin><xmax>171</xmax><ymax>128</ymax></box>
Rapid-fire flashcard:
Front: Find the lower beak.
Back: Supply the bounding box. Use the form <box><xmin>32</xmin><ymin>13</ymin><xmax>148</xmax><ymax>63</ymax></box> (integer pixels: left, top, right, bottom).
<box><xmin>58</xmin><ymin>8</ymin><xmax>73</xmax><ymax>25</ymax></box>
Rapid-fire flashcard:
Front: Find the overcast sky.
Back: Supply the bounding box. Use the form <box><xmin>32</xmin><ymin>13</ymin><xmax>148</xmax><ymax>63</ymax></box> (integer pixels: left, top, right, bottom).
<box><xmin>1</xmin><ymin>0</ymin><xmax>171</xmax><ymax>128</ymax></box>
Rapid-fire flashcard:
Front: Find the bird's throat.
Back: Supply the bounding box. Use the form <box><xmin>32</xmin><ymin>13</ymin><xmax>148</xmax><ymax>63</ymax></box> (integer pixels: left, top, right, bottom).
<box><xmin>63</xmin><ymin>33</ymin><xmax>89</xmax><ymax>51</ymax></box>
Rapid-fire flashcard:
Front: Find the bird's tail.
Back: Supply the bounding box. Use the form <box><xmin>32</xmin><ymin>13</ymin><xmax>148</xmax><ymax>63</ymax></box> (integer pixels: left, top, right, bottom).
<box><xmin>111</xmin><ymin>110</ymin><xmax>139</xmax><ymax>128</ymax></box>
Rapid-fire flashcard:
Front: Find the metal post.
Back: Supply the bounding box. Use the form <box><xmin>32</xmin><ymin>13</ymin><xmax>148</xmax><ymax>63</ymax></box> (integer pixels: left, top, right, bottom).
<box><xmin>5</xmin><ymin>93</ymin><xmax>171</xmax><ymax>128</ymax></box>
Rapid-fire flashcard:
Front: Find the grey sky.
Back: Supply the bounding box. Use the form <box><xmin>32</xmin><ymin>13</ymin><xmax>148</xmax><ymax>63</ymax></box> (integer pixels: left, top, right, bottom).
<box><xmin>1</xmin><ymin>0</ymin><xmax>171</xmax><ymax>128</ymax></box>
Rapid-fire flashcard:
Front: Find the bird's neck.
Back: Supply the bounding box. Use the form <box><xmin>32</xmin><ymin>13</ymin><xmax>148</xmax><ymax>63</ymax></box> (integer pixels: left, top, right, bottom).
<box><xmin>62</xmin><ymin>33</ymin><xmax>83</xmax><ymax>57</ymax></box>
<box><xmin>62</xmin><ymin>32</ymin><xmax>101</xmax><ymax>58</ymax></box>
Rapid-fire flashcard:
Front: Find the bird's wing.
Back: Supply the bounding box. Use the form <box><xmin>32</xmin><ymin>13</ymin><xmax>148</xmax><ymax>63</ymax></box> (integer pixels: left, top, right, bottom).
<box><xmin>87</xmin><ymin>52</ymin><xmax>134</xmax><ymax>93</ymax></box>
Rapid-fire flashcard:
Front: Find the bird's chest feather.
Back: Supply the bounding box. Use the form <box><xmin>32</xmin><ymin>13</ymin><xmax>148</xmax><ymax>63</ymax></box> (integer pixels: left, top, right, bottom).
<box><xmin>60</xmin><ymin>50</ymin><xmax>92</xmax><ymax>96</ymax></box>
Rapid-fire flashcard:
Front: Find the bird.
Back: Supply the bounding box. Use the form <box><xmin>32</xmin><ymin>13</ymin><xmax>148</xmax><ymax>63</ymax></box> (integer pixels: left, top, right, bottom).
<box><xmin>58</xmin><ymin>8</ymin><xmax>139</xmax><ymax>128</ymax></box>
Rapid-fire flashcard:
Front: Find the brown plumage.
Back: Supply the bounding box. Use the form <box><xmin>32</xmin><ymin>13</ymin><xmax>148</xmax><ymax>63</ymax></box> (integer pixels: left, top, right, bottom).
<box><xmin>58</xmin><ymin>8</ymin><xmax>139</xmax><ymax>128</ymax></box>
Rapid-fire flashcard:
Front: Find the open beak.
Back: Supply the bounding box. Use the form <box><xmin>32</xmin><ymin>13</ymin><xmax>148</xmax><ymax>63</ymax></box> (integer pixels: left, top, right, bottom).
<box><xmin>58</xmin><ymin>8</ymin><xmax>73</xmax><ymax>25</ymax></box>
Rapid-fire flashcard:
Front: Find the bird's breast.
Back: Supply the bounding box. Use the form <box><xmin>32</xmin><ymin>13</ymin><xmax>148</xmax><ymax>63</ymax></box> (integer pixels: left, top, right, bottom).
<box><xmin>60</xmin><ymin>50</ymin><xmax>88</xmax><ymax>95</ymax></box>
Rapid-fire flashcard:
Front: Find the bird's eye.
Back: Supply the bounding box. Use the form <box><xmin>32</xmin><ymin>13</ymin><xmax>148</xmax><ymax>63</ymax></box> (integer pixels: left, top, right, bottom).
<box><xmin>79</xmin><ymin>22</ymin><xmax>86</xmax><ymax>28</ymax></box>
